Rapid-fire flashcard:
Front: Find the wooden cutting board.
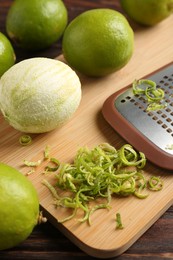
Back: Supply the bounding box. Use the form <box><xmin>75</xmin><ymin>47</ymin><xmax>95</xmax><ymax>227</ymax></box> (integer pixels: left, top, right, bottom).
<box><xmin>1</xmin><ymin>16</ymin><xmax>173</xmax><ymax>258</ymax></box>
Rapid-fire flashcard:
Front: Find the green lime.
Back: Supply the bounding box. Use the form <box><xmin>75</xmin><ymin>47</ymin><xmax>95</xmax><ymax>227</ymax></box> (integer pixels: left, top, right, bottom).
<box><xmin>120</xmin><ymin>0</ymin><xmax>173</xmax><ymax>26</ymax></box>
<box><xmin>0</xmin><ymin>163</ymin><xmax>40</xmax><ymax>250</ymax></box>
<box><xmin>0</xmin><ymin>32</ymin><xmax>15</xmax><ymax>78</ymax></box>
<box><xmin>6</xmin><ymin>0</ymin><xmax>68</xmax><ymax>51</ymax></box>
<box><xmin>62</xmin><ymin>8</ymin><xmax>134</xmax><ymax>77</ymax></box>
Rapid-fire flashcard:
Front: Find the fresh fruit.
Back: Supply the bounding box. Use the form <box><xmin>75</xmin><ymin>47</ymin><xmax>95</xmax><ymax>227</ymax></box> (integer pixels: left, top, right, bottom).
<box><xmin>6</xmin><ymin>0</ymin><xmax>68</xmax><ymax>51</ymax></box>
<box><xmin>62</xmin><ymin>8</ymin><xmax>134</xmax><ymax>77</ymax></box>
<box><xmin>120</xmin><ymin>0</ymin><xmax>173</xmax><ymax>26</ymax></box>
<box><xmin>0</xmin><ymin>32</ymin><xmax>15</xmax><ymax>78</ymax></box>
<box><xmin>0</xmin><ymin>57</ymin><xmax>81</xmax><ymax>133</ymax></box>
<box><xmin>0</xmin><ymin>163</ymin><xmax>40</xmax><ymax>250</ymax></box>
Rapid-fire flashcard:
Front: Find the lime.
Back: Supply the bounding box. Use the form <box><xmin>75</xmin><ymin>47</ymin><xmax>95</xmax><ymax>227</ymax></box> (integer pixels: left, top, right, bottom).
<box><xmin>0</xmin><ymin>163</ymin><xmax>40</xmax><ymax>250</ymax></box>
<box><xmin>6</xmin><ymin>0</ymin><xmax>68</xmax><ymax>51</ymax></box>
<box><xmin>0</xmin><ymin>58</ymin><xmax>81</xmax><ymax>133</ymax></box>
<box><xmin>0</xmin><ymin>32</ymin><xmax>15</xmax><ymax>78</ymax></box>
<box><xmin>120</xmin><ymin>0</ymin><xmax>173</xmax><ymax>26</ymax></box>
<box><xmin>62</xmin><ymin>8</ymin><xmax>134</xmax><ymax>77</ymax></box>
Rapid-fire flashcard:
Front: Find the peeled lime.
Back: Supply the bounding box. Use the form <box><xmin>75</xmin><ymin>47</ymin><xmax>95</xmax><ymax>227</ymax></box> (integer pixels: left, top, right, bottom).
<box><xmin>0</xmin><ymin>163</ymin><xmax>40</xmax><ymax>250</ymax></box>
<box><xmin>0</xmin><ymin>57</ymin><xmax>81</xmax><ymax>133</ymax></box>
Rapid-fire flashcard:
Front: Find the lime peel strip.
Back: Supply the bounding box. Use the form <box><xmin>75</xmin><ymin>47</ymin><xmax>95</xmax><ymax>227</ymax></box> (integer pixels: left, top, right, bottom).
<box><xmin>44</xmin><ymin>157</ymin><xmax>60</xmax><ymax>172</ymax></box>
<box><xmin>19</xmin><ymin>135</ymin><xmax>32</xmax><ymax>146</ymax></box>
<box><xmin>44</xmin><ymin>145</ymin><xmax>51</xmax><ymax>160</ymax></box>
<box><xmin>115</xmin><ymin>213</ymin><xmax>124</xmax><ymax>229</ymax></box>
<box><xmin>148</xmin><ymin>176</ymin><xmax>163</xmax><ymax>191</ymax></box>
<box><xmin>23</xmin><ymin>159</ymin><xmax>42</xmax><ymax>167</ymax></box>
<box><xmin>132</xmin><ymin>79</ymin><xmax>167</xmax><ymax>111</ymax></box>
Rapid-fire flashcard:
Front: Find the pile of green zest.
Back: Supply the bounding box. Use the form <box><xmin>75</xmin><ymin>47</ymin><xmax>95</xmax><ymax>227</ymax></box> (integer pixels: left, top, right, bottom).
<box><xmin>42</xmin><ymin>143</ymin><xmax>163</xmax><ymax>225</ymax></box>
<box><xmin>133</xmin><ymin>79</ymin><xmax>167</xmax><ymax>111</ymax></box>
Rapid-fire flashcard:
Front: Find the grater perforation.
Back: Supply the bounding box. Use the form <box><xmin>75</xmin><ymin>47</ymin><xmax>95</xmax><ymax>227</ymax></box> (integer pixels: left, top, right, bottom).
<box><xmin>102</xmin><ymin>63</ymin><xmax>173</xmax><ymax>170</ymax></box>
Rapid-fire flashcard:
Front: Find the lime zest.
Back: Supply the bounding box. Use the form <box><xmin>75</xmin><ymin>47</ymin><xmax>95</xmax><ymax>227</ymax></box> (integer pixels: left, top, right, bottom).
<box><xmin>165</xmin><ymin>144</ymin><xmax>173</xmax><ymax>150</ymax></box>
<box><xmin>133</xmin><ymin>172</ymin><xmax>148</xmax><ymax>199</ymax></box>
<box><xmin>118</xmin><ymin>144</ymin><xmax>146</xmax><ymax>168</ymax></box>
<box><xmin>44</xmin><ymin>145</ymin><xmax>51</xmax><ymax>160</ymax></box>
<box><xmin>58</xmin><ymin>208</ymin><xmax>78</xmax><ymax>223</ymax></box>
<box><xmin>23</xmin><ymin>159</ymin><xmax>42</xmax><ymax>167</ymax></box>
<box><xmin>41</xmin><ymin>143</ymin><xmax>163</xmax><ymax>225</ymax></box>
<box><xmin>132</xmin><ymin>79</ymin><xmax>167</xmax><ymax>111</ymax></box>
<box><xmin>146</xmin><ymin>102</ymin><xmax>167</xmax><ymax>112</ymax></box>
<box><xmin>25</xmin><ymin>168</ymin><xmax>35</xmax><ymax>176</ymax></box>
<box><xmin>19</xmin><ymin>135</ymin><xmax>32</xmax><ymax>146</ymax></box>
<box><xmin>115</xmin><ymin>213</ymin><xmax>124</xmax><ymax>229</ymax></box>
<box><xmin>88</xmin><ymin>204</ymin><xmax>111</xmax><ymax>226</ymax></box>
<box><xmin>133</xmin><ymin>79</ymin><xmax>156</xmax><ymax>95</ymax></box>
<box><xmin>44</xmin><ymin>157</ymin><xmax>60</xmax><ymax>172</ymax></box>
<box><xmin>148</xmin><ymin>176</ymin><xmax>163</xmax><ymax>191</ymax></box>
<box><xmin>42</xmin><ymin>179</ymin><xmax>60</xmax><ymax>200</ymax></box>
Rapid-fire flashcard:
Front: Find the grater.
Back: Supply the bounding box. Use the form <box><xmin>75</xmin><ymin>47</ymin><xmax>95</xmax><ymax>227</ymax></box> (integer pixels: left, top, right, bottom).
<box><xmin>102</xmin><ymin>63</ymin><xmax>173</xmax><ymax>170</ymax></box>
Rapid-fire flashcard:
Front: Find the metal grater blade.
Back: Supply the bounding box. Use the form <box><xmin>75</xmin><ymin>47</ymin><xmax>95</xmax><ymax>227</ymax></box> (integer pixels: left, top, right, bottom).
<box><xmin>115</xmin><ymin>64</ymin><xmax>173</xmax><ymax>155</ymax></box>
<box><xmin>102</xmin><ymin>63</ymin><xmax>173</xmax><ymax>170</ymax></box>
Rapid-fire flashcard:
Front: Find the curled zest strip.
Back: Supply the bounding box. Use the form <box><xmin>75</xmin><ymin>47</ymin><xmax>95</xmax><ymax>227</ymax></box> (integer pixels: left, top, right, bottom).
<box><xmin>19</xmin><ymin>135</ymin><xmax>32</xmax><ymax>146</ymax></box>
<box><xmin>133</xmin><ymin>79</ymin><xmax>156</xmax><ymax>95</ymax></box>
<box><xmin>145</xmin><ymin>87</ymin><xmax>164</xmax><ymax>102</ymax></box>
<box><xmin>134</xmin><ymin>172</ymin><xmax>148</xmax><ymax>199</ymax></box>
<box><xmin>45</xmin><ymin>157</ymin><xmax>60</xmax><ymax>172</ymax></box>
<box><xmin>132</xmin><ymin>79</ymin><xmax>152</xmax><ymax>95</ymax></box>
<box><xmin>132</xmin><ymin>79</ymin><xmax>166</xmax><ymax>111</ymax></box>
<box><xmin>148</xmin><ymin>176</ymin><xmax>164</xmax><ymax>191</ymax></box>
<box><xmin>118</xmin><ymin>144</ymin><xmax>146</xmax><ymax>168</ymax></box>
<box><xmin>87</xmin><ymin>204</ymin><xmax>110</xmax><ymax>226</ymax></box>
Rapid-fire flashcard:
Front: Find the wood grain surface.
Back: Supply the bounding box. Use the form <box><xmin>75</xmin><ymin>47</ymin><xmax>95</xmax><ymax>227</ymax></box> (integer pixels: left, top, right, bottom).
<box><xmin>1</xmin><ymin>0</ymin><xmax>173</xmax><ymax>259</ymax></box>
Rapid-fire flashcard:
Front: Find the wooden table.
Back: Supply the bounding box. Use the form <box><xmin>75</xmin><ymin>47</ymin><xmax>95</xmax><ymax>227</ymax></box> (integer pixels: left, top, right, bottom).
<box><xmin>0</xmin><ymin>1</ymin><xmax>173</xmax><ymax>259</ymax></box>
